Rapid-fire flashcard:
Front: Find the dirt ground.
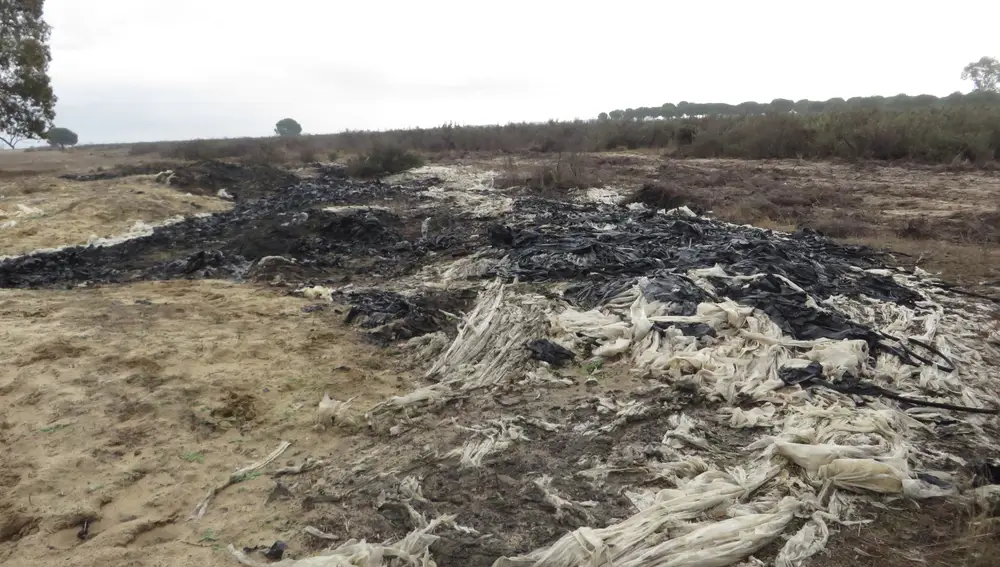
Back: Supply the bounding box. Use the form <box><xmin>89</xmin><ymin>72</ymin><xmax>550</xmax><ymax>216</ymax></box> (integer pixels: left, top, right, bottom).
<box><xmin>1</xmin><ymin>148</ymin><xmax>998</xmax><ymax>566</ymax></box>
<box><xmin>0</xmin><ymin>280</ymin><xmax>406</xmax><ymax>567</ymax></box>
<box><xmin>0</xmin><ymin>175</ymin><xmax>231</xmax><ymax>256</ymax></box>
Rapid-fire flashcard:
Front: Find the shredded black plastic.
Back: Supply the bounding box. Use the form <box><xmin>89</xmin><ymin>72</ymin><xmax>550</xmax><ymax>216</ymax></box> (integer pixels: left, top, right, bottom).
<box><xmin>779</xmin><ymin>362</ymin><xmax>997</xmax><ymax>415</ymax></box>
<box><xmin>340</xmin><ymin>289</ymin><xmax>477</xmax><ymax>344</ymax></box>
<box><xmin>525</xmin><ymin>339</ymin><xmax>576</xmax><ymax>366</ymax></box>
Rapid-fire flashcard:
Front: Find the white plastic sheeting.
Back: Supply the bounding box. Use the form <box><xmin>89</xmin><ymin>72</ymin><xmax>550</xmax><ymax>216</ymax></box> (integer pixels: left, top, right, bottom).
<box><xmin>424</xmin><ymin>279</ymin><xmax>550</xmax><ymax>391</ymax></box>
<box><xmin>229</xmin><ymin>515</ymin><xmax>456</xmax><ymax>567</ymax></box>
<box><xmin>493</xmin><ymin>465</ymin><xmax>794</xmax><ymax>567</ymax></box>
<box><xmin>486</xmin><ymin>266</ymin><xmax>994</xmax><ymax>566</ymax></box>
<box><xmin>291</xmin><ymin>232</ymin><xmax>998</xmax><ymax>566</ymax></box>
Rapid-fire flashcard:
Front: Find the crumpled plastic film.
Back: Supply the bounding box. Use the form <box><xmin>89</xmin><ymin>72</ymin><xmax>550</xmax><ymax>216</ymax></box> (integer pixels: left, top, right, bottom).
<box><xmin>229</xmin><ymin>515</ymin><xmax>455</xmax><ymax>567</ymax></box>
<box><xmin>493</xmin><ymin>465</ymin><xmax>785</xmax><ymax>567</ymax></box>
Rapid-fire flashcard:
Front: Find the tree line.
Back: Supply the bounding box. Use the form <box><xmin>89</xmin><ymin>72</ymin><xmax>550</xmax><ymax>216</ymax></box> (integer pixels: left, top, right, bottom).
<box><xmin>598</xmin><ymin>90</ymin><xmax>1000</xmax><ymax>122</ymax></box>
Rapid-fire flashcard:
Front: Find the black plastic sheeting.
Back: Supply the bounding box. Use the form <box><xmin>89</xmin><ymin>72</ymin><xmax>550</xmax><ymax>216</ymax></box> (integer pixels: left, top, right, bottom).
<box><xmin>486</xmin><ymin>207</ymin><xmax>920</xmax><ymax>306</ymax></box>
<box><xmin>565</xmin><ymin>272</ymin><xmax>710</xmax><ymax>314</ymax></box>
<box><xmin>340</xmin><ymin>288</ymin><xmax>478</xmax><ymax>344</ymax></box>
<box><xmin>525</xmin><ymin>339</ymin><xmax>576</xmax><ymax>366</ymax></box>
<box><xmin>0</xmin><ymin>181</ymin><xmax>944</xmax><ymax>361</ymax></box>
<box><xmin>483</xmin><ymin>202</ymin><xmax>946</xmax><ymax>375</ymax></box>
<box><xmin>0</xmin><ymin>178</ymin><xmax>435</xmax><ymax>288</ymax></box>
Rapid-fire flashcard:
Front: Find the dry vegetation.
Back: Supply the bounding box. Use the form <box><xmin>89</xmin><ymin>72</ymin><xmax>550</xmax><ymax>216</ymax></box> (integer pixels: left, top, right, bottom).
<box><xmin>109</xmin><ymin>105</ymin><xmax>1000</xmax><ymax>166</ymax></box>
<box><xmin>0</xmin><ymin>174</ymin><xmax>230</xmax><ymax>256</ymax></box>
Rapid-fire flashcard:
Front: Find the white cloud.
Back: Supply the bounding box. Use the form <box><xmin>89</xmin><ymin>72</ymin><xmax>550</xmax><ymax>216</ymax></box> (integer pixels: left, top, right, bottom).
<box><xmin>41</xmin><ymin>0</ymin><xmax>1000</xmax><ymax>143</ymax></box>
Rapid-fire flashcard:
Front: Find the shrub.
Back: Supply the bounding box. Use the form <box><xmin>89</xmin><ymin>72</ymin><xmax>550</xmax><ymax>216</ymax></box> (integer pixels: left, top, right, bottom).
<box><xmin>495</xmin><ymin>153</ymin><xmax>600</xmax><ymax>193</ymax></box>
<box><xmin>623</xmin><ymin>182</ymin><xmax>711</xmax><ymax>212</ymax></box>
<box><xmin>345</xmin><ymin>146</ymin><xmax>424</xmax><ymax>178</ymax></box>
<box><xmin>120</xmin><ymin>104</ymin><xmax>1000</xmax><ymax>167</ymax></box>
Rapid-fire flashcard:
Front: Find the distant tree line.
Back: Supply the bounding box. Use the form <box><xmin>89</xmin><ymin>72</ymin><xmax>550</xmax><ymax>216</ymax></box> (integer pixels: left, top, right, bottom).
<box><xmin>598</xmin><ymin>91</ymin><xmax>1000</xmax><ymax>121</ymax></box>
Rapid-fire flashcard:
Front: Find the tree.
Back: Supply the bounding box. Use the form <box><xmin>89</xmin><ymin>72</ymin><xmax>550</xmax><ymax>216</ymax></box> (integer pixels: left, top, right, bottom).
<box><xmin>608</xmin><ymin>109</ymin><xmax>624</xmax><ymax>120</ymax></box>
<box><xmin>45</xmin><ymin>126</ymin><xmax>77</xmax><ymax>148</ymax></box>
<box><xmin>0</xmin><ymin>1</ymin><xmax>57</xmax><ymax>149</ymax></box>
<box><xmin>597</xmin><ymin>112</ymin><xmax>609</xmax><ymax>121</ymax></box>
<box><xmin>962</xmin><ymin>56</ymin><xmax>1000</xmax><ymax>92</ymax></box>
<box><xmin>274</xmin><ymin>118</ymin><xmax>302</xmax><ymax>137</ymax></box>
<box><xmin>769</xmin><ymin>98</ymin><xmax>795</xmax><ymax>114</ymax></box>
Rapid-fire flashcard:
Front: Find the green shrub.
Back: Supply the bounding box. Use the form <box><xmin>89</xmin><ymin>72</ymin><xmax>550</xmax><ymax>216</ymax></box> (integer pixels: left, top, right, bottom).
<box><xmin>345</xmin><ymin>146</ymin><xmax>424</xmax><ymax>178</ymax></box>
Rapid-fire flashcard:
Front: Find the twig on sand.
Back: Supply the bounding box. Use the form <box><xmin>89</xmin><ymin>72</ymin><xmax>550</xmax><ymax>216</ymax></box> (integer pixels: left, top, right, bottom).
<box><xmin>189</xmin><ymin>441</ymin><xmax>292</xmax><ymax>520</ymax></box>
<box><xmin>273</xmin><ymin>458</ymin><xmax>325</xmax><ymax>477</ymax></box>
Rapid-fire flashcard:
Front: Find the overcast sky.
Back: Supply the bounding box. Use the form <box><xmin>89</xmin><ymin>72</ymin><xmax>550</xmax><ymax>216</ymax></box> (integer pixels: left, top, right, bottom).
<box><xmin>43</xmin><ymin>0</ymin><xmax>1000</xmax><ymax>144</ymax></box>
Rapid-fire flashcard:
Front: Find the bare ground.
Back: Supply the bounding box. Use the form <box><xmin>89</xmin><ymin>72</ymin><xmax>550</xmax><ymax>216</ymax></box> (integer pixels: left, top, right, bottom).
<box><xmin>1</xmin><ymin>148</ymin><xmax>998</xmax><ymax>566</ymax></box>
<box><xmin>0</xmin><ymin>280</ymin><xmax>409</xmax><ymax>567</ymax></box>
<box><xmin>0</xmin><ymin>175</ymin><xmax>230</xmax><ymax>257</ymax></box>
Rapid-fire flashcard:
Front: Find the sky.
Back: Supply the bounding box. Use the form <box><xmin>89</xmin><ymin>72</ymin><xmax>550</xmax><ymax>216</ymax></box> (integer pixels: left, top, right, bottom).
<box><xmin>42</xmin><ymin>0</ymin><xmax>1000</xmax><ymax>144</ymax></box>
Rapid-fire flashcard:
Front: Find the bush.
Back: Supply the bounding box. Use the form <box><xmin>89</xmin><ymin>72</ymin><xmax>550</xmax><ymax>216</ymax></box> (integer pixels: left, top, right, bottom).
<box><xmin>623</xmin><ymin>182</ymin><xmax>711</xmax><ymax>212</ymax></box>
<box><xmin>495</xmin><ymin>153</ymin><xmax>600</xmax><ymax>192</ymax></box>
<box><xmin>345</xmin><ymin>146</ymin><xmax>424</xmax><ymax>178</ymax></box>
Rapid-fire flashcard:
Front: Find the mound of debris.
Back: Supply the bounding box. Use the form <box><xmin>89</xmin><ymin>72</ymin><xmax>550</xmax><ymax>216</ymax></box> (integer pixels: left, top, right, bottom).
<box><xmin>4</xmin><ymin>168</ymin><xmax>1000</xmax><ymax>567</ymax></box>
<box><xmin>0</xmin><ymin>179</ymin><xmax>436</xmax><ymax>288</ymax></box>
<box><xmin>153</xmin><ymin>160</ymin><xmax>300</xmax><ymax>200</ymax></box>
<box><xmin>252</xmin><ymin>204</ymin><xmax>997</xmax><ymax>566</ymax></box>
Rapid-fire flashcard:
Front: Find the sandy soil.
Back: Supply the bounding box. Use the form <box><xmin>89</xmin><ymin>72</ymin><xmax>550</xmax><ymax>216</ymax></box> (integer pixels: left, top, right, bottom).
<box><xmin>0</xmin><ymin>280</ymin><xmax>408</xmax><ymax>567</ymax></box>
<box><xmin>0</xmin><ymin>176</ymin><xmax>231</xmax><ymax>257</ymax></box>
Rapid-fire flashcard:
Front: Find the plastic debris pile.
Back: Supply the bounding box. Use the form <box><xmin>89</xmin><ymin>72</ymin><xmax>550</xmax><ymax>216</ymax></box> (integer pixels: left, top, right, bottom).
<box><xmin>3</xmin><ymin>166</ymin><xmax>998</xmax><ymax>567</ymax></box>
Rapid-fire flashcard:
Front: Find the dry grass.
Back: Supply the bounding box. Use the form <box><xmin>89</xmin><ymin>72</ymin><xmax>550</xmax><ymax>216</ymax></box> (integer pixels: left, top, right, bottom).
<box><xmin>0</xmin><ymin>176</ymin><xmax>230</xmax><ymax>256</ymax></box>
<box><xmin>0</xmin><ymin>147</ymin><xmax>140</xmax><ymax>175</ymax></box>
<box><xmin>94</xmin><ymin>104</ymin><xmax>1000</xmax><ymax>167</ymax></box>
<box><xmin>494</xmin><ymin>153</ymin><xmax>603</xmax><ymax>193</ymax></box>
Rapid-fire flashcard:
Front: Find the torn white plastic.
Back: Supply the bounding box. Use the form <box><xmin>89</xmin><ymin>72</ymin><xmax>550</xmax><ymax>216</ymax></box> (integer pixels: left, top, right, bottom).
<box><xmin>447</xmin><ymin>419</ymin><xmax>529</xmax><ymax>468</ymax></box>
<box><xmin>317</xmin><ymin>394</ymin><xmax>357</xmax><ymax>429</ymax></box>
<box><xmin>231</xmin><ymin>514</ymin><xmax>455</xmax><ymax>567</ymax></box>
<box><xmin>425</xmin><ymin>279</ymin><xmax>549</xmax><ymax>391</ymax></box>
<box><xmin>301</xmin><ymin>286</ymin><xmax>334</xmax><ymax>302</ymax></box>
<box><xmin>493</xmin><ymin>465</ymin><xmax>790</xmax><ymax>567</ymax></box>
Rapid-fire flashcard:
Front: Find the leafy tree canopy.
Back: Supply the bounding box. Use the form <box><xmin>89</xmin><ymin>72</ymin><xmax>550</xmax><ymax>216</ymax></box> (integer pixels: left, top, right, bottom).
<box><xmin>46</xmin><ymin>126</ymin><xmax>78</xmax><ymax>148</ymax></box>
<box><xmin>962</xmin><ymin>56</ymin><xmax>1000</xmax><ymax>93</ymax></box>
<box><xmin>0</xmin><ymin>0</ymin><xmax>56</xmax><ymax>149</ymax></box>
<box><xmin>275</xmin><ymin>118</ymin><xmax>303</xmax><ymax>137</ymax></box>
